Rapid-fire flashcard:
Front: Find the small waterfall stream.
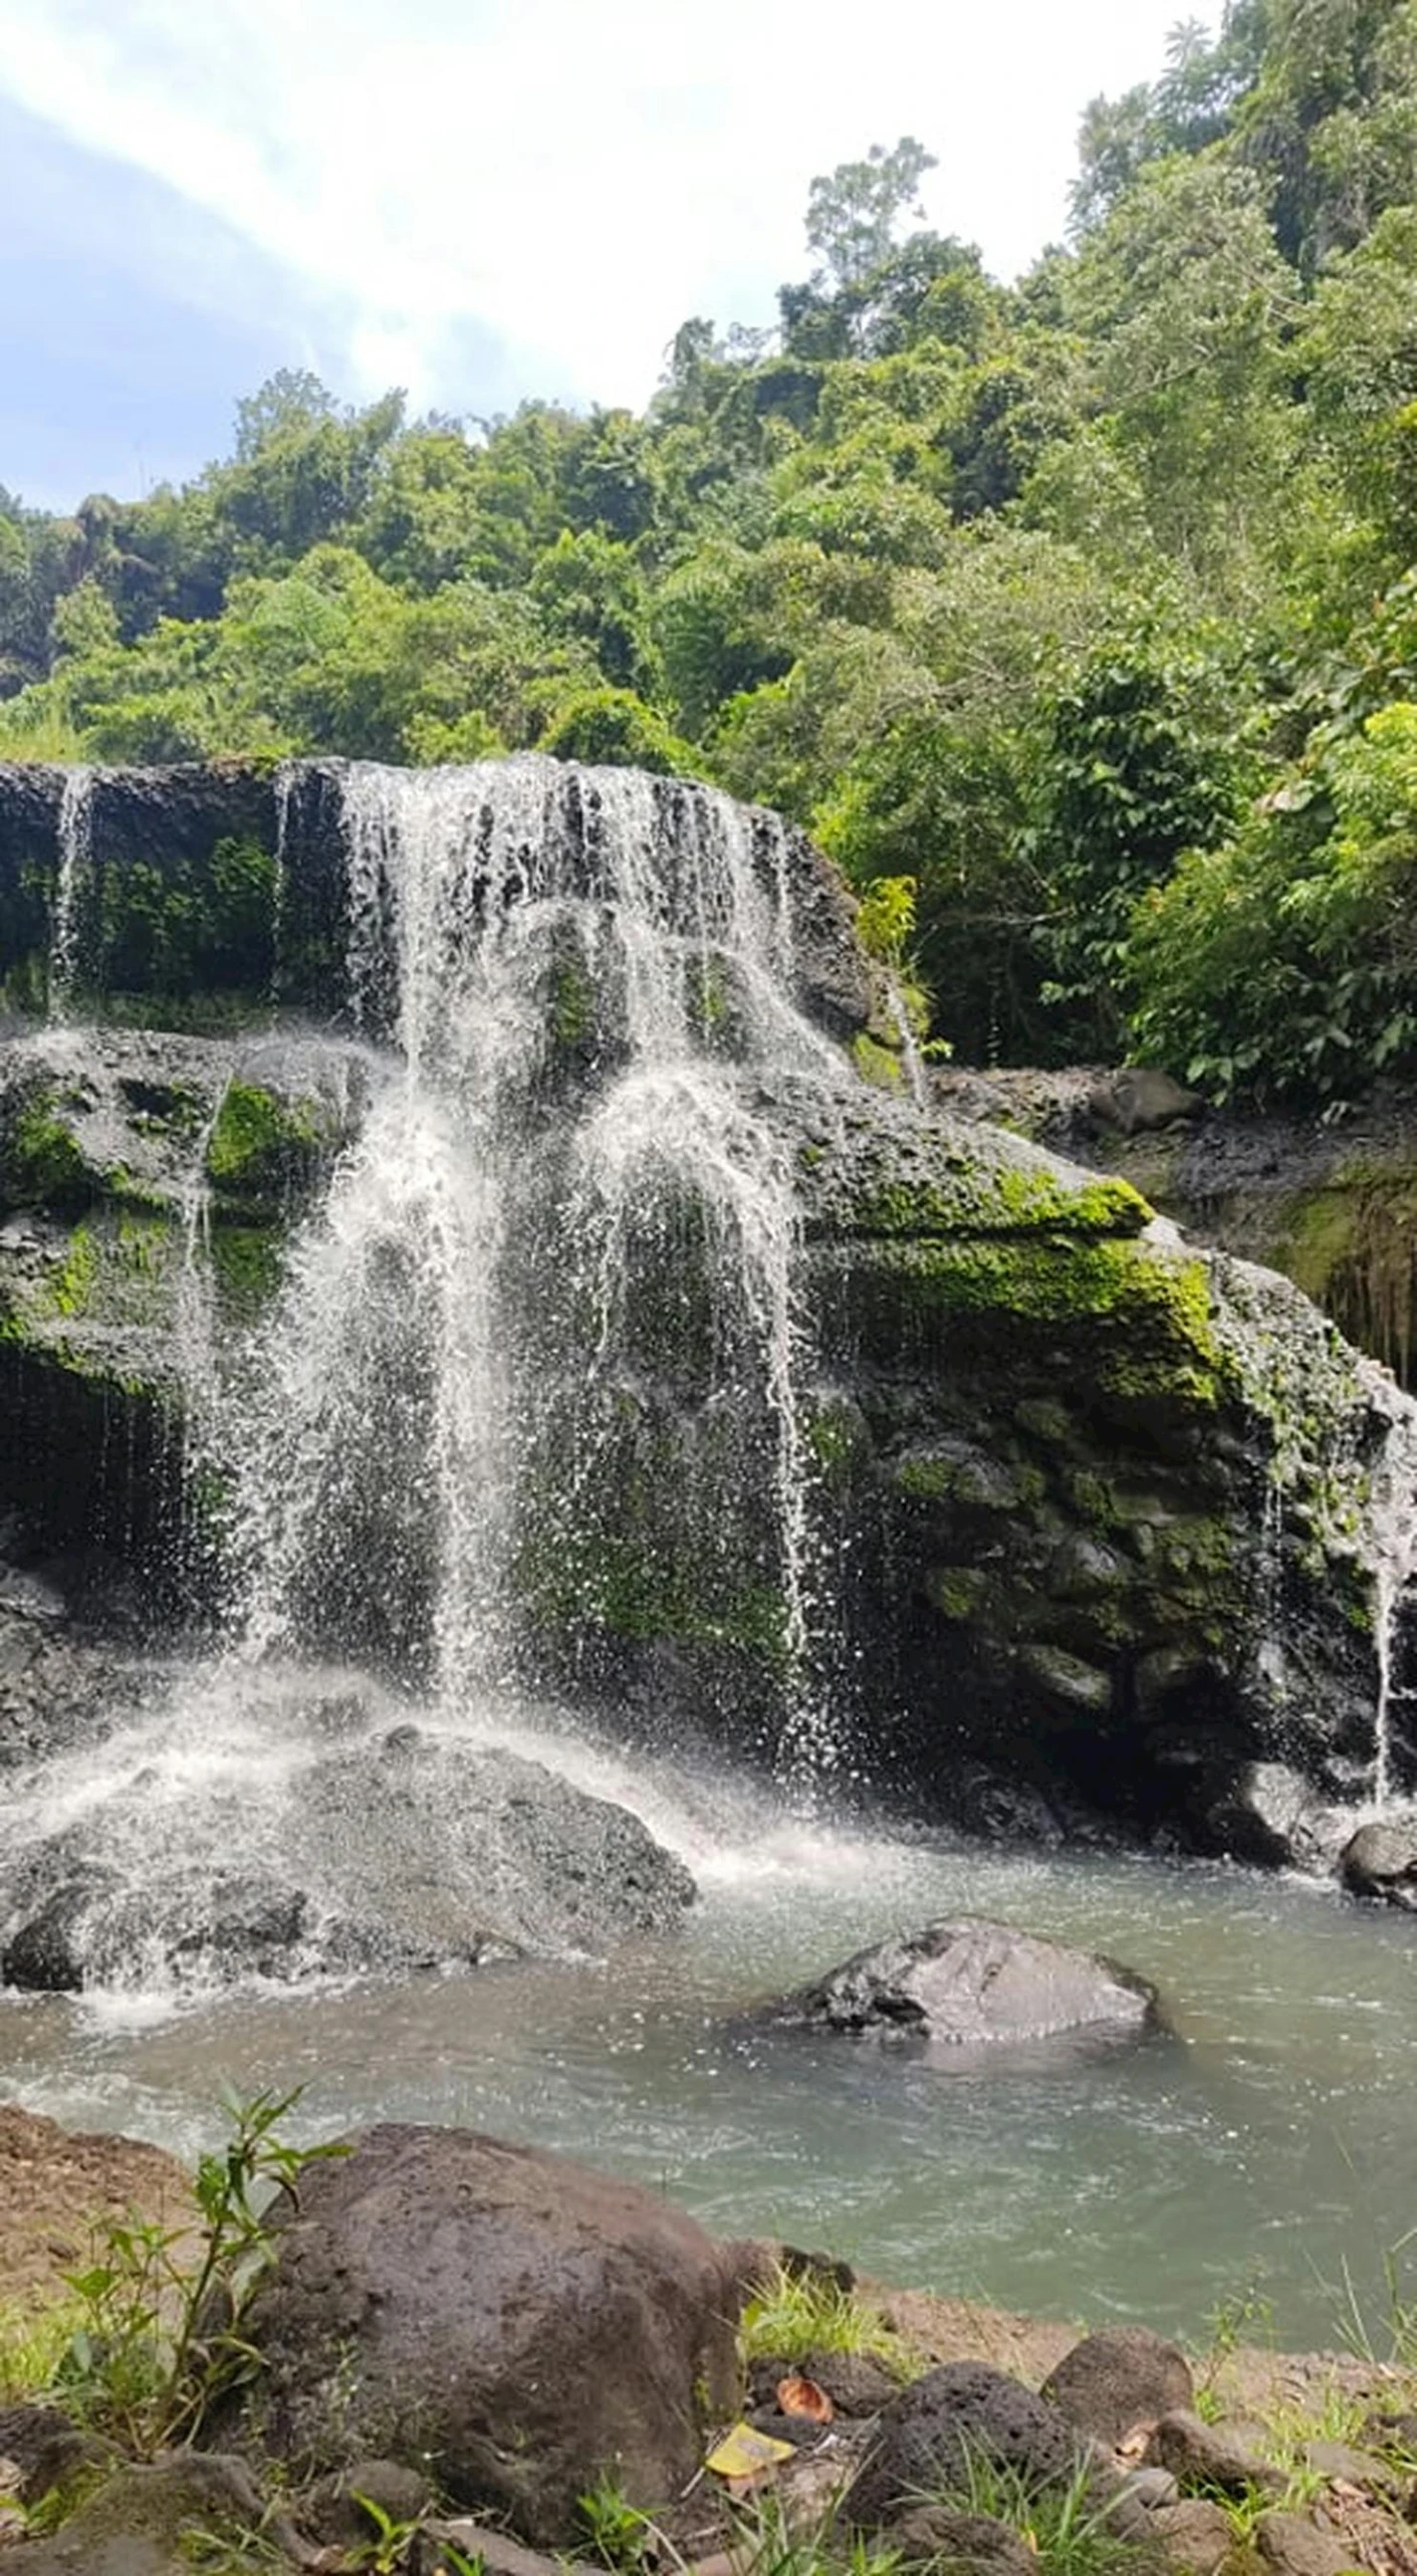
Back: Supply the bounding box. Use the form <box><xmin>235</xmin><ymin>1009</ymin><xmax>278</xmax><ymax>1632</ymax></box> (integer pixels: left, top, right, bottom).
<box><xmin>48</xmin><ymin>766</ymin><xmax>94</xmax><ymax>1020</ymax></box>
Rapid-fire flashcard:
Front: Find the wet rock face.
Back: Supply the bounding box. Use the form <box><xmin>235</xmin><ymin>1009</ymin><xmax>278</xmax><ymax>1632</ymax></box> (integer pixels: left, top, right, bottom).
<box><xmin>2</xmin><ymin>760</ymin><xmax>1411</xmax><ymax>1872</ymax></box>
<box><xmin>230</xmin><ymin>2124</ymin><xmax>743</xmax><ymax>2544</ymax></box>
<box><xmin>0</xmin><ymin>757</ymin><xmax>877</xmax><ymax>1043</ymax></box>
<box><xmin>759</xmin><ymin>1920</ymin><xmax>1162</xmax><ymax>2060</ymax></box>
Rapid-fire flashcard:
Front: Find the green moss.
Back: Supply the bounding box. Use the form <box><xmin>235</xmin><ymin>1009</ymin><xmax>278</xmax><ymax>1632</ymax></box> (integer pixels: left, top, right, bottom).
<box><xmin>204</xmin><ymin>1081</ymin><xmax>327</xmax><ymax>1204</ymax></box>
<box><xmin>208</xmin><ymin>1224</ymin><xmax>285</xmax><ymax>1317</ymax></box>
<box><xmin>850</xmin><ymin>1032</ymin><xmax>903</xmax><ymax>1090</ymax></box>
<box><xmin>926</xmin><ymin>1565</ymin><xmax>991</xmax><ymax>1620</ymax></box>
<box><xmin>549</xmin><ymin>958</ymin><xmax>593</xmax><ymax>1049</ymax></box>
<box><xmin>893</xmin><ymin>1447</ymin><xmax>1042</xmax><ymax>1510</ymax></box>
<box><xmin>853</xmin><ymin>1163</ymin><xmax>1152</xmax><ymax>1243</ymax></box>
<box><xmin>530</xmin><ymin>1525</ymin><xmax>790</xmax><ymax>1666</ymax></box>
<box><xmin>850</xmin><ymin>1237</ymin><xmax>1223</xmax><ymax>1405</ymax></box>
<box><xmin>17</xmin><ymin>1210</ymin><xmax>176</xmax><ymax>1333</ymax></box>
<box><xmin>804</xmin><ymin>1399</ymin><xmax>866</xmax><ymax>1482</ymax></box>
<box><xmin>49</xmin><ymin>1225</ymin><xmax>99</xmax><ymax>1317</ymax></box>
<box><xmin>1</xmin><ymin>1092</ymin><xmax>94</xmax><ymax>1209</ymax></box>
<box><xmin>686</xmin><ymin>953</ymin><xmax>731</xmax><ymax>1034</ymax></box>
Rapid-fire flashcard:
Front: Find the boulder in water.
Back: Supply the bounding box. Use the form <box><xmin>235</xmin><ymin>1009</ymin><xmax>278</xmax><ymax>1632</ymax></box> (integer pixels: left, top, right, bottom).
<box><xmin>1194</xmin><ymin>1761</ymin><xmax>1354</xmax><ymax>1873</ymax></box>
<box><xmin>1339</xmin><ymin>1817</ymin><xmax>1417</xmax><ymax>1909</ymax></box>
<box><xmin>0</xmin><ymin>1692</ymin><xmax>695</xmax><ymax>1993</ymax></box>
<box><xmin>758</xmin><ymin>1919</ymin><xmax>1162</xmax><ymax>2058</ymax></box>
<box><xmin>227</xmin><ymin>2124</ymin><xmax>744</xmax><ymax>2544</ymax></box>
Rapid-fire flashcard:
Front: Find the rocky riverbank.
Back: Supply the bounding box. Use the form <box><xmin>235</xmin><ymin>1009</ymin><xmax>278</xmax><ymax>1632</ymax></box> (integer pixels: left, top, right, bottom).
<box><xmin>1</xmin><ymin>2099</ymin><xmax>1415</xmax><ymax>2576</ymax></box>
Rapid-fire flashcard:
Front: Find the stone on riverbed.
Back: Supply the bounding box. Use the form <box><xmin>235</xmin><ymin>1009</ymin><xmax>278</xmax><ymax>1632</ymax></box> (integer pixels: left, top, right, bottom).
<box><xmin>758</xmin><ymin>1919</ymin><xmax>1163</xmax><ymax>2059</ymax></box>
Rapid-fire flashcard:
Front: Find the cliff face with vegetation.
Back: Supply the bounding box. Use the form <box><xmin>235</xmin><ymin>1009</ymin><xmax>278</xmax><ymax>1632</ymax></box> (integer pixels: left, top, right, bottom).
<box><xmin>1</xmin><ymin>759</ymin><xmax>1412</xmax><ymax>1874</ymax></box>
<box><xmin>1</xmin><ymin>1</ymin><xmax>1415</xmax><ymax>1122</ymax></box>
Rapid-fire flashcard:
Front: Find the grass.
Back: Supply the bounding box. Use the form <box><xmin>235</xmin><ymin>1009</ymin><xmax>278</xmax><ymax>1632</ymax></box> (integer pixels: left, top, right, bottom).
<box><xmin>731</xmin><ymin>2492</ymin><xmax>903</xmax><ymax>2576</ymax></box>
<box><xmin>919</xmin><ymin>2450</ymin><xmax>1151</xmax><ymax>2576</ymax></box>
<box><xmin>0</xmin><ymin>2295</ymin><xmax>83</xmax><ymax>2404</ymax></box>
<box><xmin>738</xmin><ymin>2262</ymin><xmax>915</xmax><ymax>2378</ymax></box>
<box><xmin>1326</xmin><ymin>2232</ymin><xmax>1417</xmax><ymax>2372</ymax></box>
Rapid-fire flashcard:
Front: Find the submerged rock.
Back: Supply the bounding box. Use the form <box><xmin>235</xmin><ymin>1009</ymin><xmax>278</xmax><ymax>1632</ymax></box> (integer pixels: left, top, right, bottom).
<box><xmin>227</xmin><ymin>2123</ymin><xmax>744</xmax><ymax>2544</ymax></box>
<box><xmin>758</xmin><ymin>1919</ymin><xmax>1162</xmax><ymax>2057</ymax></box>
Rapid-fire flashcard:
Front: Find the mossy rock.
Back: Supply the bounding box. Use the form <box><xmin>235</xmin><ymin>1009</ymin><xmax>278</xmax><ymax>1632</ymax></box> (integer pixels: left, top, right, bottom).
<box><xmin>204</xmin><ymin>1079</ymin><xmax>338</xmax><ymax>1213</ymax></box>
<box><xmin>0</xmin><ymin>1084</ymin><xmax>101</xmax><ymax>1213</ymax></box>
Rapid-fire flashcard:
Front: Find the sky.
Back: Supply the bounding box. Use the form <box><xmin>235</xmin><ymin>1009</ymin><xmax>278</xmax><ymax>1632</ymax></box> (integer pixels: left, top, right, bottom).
<box><xmin>0</xmin><ymin>0</ymin><xmax>1216</xmax><ymax>513</ymax></box>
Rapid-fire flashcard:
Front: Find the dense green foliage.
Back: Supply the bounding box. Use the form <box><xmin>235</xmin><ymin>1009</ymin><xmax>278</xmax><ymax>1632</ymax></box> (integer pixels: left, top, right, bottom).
<box><xmin>3</xmin><ymin>0</ymin><xmax>1417</xmax><ymax>1106</ymax></box>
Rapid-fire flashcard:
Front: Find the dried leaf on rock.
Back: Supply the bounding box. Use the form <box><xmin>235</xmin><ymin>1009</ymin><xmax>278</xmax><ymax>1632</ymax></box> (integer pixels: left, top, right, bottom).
<box><xmin>776</xmin><ymin>2373</ymin><xmax>833</xmax><ymax>2423</ymax></box>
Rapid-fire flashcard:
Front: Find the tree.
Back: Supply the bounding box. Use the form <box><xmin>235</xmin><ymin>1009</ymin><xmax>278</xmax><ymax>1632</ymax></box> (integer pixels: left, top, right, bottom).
<box><xmin>234</xmin><ymin>369</ymin><xmax>340</xmax><ymax>462</ymax></box>
<box><xmin>806</xmin><ymin>137</ymin><xmax>938</xmax><ymax>292</ymax></box>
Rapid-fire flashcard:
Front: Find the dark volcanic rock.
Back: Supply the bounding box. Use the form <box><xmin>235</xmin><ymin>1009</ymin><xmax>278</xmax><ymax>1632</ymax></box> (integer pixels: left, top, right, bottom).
<box><xmin>1041</xmin><ymin>2326</ymin><xmax>1194</xmax><ymax>2447</ymax></box>
<box><xmin>1147</xmin><ymin>2410</ymin><xmax>1285</xmax><ymax>2497</ymax></box>
<box><xmin>230</xmin><ymin>2124</ymin><xmax>743</xmax><ymax>2544</ymax></box>
<box><xmin>1339</xmin><ymin>1818</ymin><xmax>1417</xmax><ymax>1909</ymax></box>
<box><xmin>762</xmin><ymin>1919</ymin><xmax>1162</xmax><ymax>2058</ymax></box>
<box><xmin>846</xmin><ymin>2361</ymin><xmax>1087</xmax><ymax>2530</ymax></box>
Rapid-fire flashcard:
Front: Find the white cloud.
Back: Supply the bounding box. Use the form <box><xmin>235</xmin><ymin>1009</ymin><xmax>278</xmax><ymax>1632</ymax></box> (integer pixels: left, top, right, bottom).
<box><xmin>0</xmin><ymin>0</ymin><xmax>1212</xmax><ymax>414</ymax></box>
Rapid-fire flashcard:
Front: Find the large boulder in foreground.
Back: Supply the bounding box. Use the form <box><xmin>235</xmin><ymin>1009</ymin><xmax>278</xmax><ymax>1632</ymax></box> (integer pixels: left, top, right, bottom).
<box><xmin>229</xmin><ymin>2125</ymin><xmax>744</xmax><ymax>2544</ymax></box>
<box><xmin>760</xmin><ymin>1919</ymin><xmax>1162</xmax><ymax>2059</ymax></box>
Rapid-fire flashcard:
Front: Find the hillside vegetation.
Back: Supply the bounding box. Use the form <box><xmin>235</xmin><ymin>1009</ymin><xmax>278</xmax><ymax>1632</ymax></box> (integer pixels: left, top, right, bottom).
<box><xmin>2</xmin><ymin>0</ymin><xmax>1415</xmax><ymax>1108</ymax></box>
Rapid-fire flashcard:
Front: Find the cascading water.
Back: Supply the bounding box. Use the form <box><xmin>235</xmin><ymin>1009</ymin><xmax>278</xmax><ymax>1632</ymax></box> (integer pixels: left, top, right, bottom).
<box><xmin>48</xmin><ymin>766</ymin><xmax>93</xmax><ymax>1020</ymax></box>
<box><xmin>226</xmin><ymin>759</ymin><xmax>844</xmax><ymax>1761</ymax></box>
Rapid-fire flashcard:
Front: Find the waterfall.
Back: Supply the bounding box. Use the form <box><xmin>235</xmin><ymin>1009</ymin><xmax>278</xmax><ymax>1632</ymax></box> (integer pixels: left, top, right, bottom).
<box><xmin>226</xmin><ymin>758</ymin><xmax>843</xmax><ymax>1761</ymax></box>
<box><xmin>48</xmin><ymin>766</ymin><xmax>94</xmax><ymax>1019</ymax></box>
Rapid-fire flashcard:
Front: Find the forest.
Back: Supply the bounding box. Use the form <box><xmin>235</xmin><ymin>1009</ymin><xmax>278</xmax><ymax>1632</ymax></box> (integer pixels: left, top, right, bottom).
<box><xmin>1</xmin><ymin>0</ymin><xmax>1414</xmax><ymax>1111</ymax></box>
